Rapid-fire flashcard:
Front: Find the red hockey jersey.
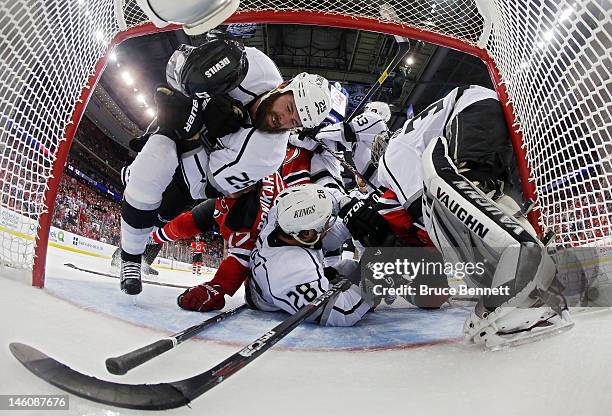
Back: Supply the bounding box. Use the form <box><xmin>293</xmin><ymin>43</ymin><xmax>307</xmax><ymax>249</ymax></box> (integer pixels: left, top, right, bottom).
<box><xmin>190</xmin><ymin>241</ymin><xmax>205</xmax><ymax>254</ymax></box>
<box><xmin>209</xmin><ymin>170</ymin><xmax>286</xmax><ymax>295</ymax></box>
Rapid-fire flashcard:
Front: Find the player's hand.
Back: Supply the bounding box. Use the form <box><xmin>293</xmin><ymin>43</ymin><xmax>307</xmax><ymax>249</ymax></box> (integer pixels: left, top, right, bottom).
<box><xmin>202</xmin><ymin>95</ymin><xmax>248</xmax><ymax>139</ymax></box>
<box><xmin>339</xmin><ymin>197</ymin><xmax>392</xmax><ymax>246</ymax></box>
<box><xmin>297</xmin><ymin>124</ymin><xmax>324</xmax><ymax>141</ymax></box>
<box><xmin>154</xmin><ymin>85</ymin><xmax>206</xmax><ymax>143</ymax></box>
<box><xmin>177</xmin><ymin>283</ymin><xmax>226</xmax><ymax>312</ymax></box>
<box><xmin>323</xmin><ymin>266</ymin><xmax>342</xmax><ymax>285</ymax></box>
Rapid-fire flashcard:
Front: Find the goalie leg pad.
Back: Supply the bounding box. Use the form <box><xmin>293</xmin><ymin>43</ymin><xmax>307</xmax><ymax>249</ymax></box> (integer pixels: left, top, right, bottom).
<box><xmin>421</xmin><ymin>137</ymin><xmax>568</xmax><ymax>345</ymax></box>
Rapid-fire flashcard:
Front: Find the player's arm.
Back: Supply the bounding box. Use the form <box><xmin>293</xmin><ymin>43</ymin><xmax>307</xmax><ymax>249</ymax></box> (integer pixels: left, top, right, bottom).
<box><xmin>177</xmin><ymin>254</ymin><xmax>249</xmax><ymax>312</ymax></box>
<box><xmin>376</xmin><ymin>189</ymin><xmax>433</xmax><ymax>247</ymax></box>
<box><xmin>309</xmin><ymin>150</ymin><xmax>347</xmax><ymax>202</ymax></box>
<box><xmin>208</xmin><ymin>129</ymin><xmax>289</xmax><ymax>195</ymax></box>
<box><xmin>281</xmin><ymin>146</ymin><xmax>312</xmax><ymax>187</ymax></box>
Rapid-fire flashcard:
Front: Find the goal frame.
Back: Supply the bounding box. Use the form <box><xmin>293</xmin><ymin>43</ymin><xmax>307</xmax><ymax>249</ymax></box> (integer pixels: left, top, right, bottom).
<box><xmin>31</xmin><ymin>11</ymin><xmax>539</xmax><ymax>287</ymax></box>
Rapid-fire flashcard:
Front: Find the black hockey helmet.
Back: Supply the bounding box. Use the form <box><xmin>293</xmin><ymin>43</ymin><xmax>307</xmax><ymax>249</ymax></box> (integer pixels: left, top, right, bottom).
<box><xmin>166</xmin><ymin>36</ymin><xmax>248</xmax><ymax>97</ymax></box>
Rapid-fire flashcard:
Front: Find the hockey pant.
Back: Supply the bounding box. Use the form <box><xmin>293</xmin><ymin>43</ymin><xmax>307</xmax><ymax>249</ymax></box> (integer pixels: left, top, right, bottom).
<box><xmin>121</xmin><ymin>134</ymin><xmax>192</xmax><ymax>256</ymax></box>
<box><xmin>421</xmin><ymin>137</ymin><xmax>556</xmax><ymax>310</ymax></box>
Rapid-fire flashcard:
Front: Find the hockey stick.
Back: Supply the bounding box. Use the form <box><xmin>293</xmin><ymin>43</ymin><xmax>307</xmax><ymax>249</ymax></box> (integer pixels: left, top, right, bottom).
<box><xmin>311</xmin><ymin>27</ymin><xmax>410</xmax><ymax>191</ymax></box>
<box><xmin>345</xmin><ymin>35</ymin><xmax>410</xmax><ymax>123</ymax></box>
<box><xmin>9</xmin><ymin>279</ymin><xmax>351</xmax><ymax>410</ymax></box>
<box><xmin>106</xmin><ymin>304</ymin><xmax>248</xmax><ymax>375</ymax></box>
<box><xmin>64</xmin><ymin>263</ymin><xmax>190</xmax><ymax>289</ymax></box>
<box><xmin>316</xmin><ymin>140</ymin><xmax>383</xmax><ymax>194</ymax></box>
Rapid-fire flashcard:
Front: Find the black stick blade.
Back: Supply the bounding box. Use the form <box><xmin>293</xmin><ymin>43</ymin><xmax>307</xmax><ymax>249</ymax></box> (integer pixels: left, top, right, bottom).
<box><xmin>9</xmin><ymin>343</ymin><xmax>191</xmax><ymax>410</ymax></box>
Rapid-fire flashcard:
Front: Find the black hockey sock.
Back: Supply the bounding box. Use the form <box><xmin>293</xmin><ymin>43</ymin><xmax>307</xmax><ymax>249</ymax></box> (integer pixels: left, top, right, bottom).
<box><xmin>143</xmin><ymin>243</ymin><xmax>162</xmax><ymax>265</ymax></box>
<box><xmin>121</xmin><ymin>250</ymin><xmax>142</xmax><ymax>263</ymax></box>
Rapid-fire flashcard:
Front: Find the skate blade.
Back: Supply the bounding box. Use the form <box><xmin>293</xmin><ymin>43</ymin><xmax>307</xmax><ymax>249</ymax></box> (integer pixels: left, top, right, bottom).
<box><xmin>486</xmin><ymin>315</ymin><xmax>574</xmax><ymax>351</ymax></box>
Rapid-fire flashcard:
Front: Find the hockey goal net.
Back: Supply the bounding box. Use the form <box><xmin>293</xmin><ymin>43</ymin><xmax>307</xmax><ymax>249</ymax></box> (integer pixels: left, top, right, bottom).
<box><xmin>0</xmin><ymin>0</ymin><xmax>609</xmax><ymax>288</ymax></box>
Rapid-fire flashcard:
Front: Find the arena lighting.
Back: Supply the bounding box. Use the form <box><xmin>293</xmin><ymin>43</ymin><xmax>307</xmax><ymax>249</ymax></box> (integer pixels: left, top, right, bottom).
<box><xmin>121</xmin><ymin>71</ymin><xmax>133</xmax><ymax>86</ymax></box>
<box><xmin>146</xmin><ymin>108</ymin><xmax>156</xmax><ymax>118</ymax></box>
<box><xmin>137</xmin><ymin>94</ymin><xmax>146</xmax><ymax>105</ymax></box>
<box><xmin>108</xmin><ymin>51</ymin><xmax>117</xmax><ymax>62</ymax></box>
<box><xmin>405</xmin><ymin>56</ymin><xmax>414</xmax><ymax>65</ymax></box>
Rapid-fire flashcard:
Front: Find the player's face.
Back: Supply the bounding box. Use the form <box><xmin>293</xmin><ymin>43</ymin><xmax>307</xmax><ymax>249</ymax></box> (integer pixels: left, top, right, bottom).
<box><xmin>296</xmin><ymin>229</ymin><xmax>319</xmax><ymax>244</ymax></box>
<box><xmin>255</xmin><ymin>91</ymin><xmax>301</xmax><ymax>132</ymax></box>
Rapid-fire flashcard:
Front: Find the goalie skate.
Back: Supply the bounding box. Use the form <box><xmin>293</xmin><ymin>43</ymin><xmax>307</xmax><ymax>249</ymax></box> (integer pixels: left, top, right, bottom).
<box><xmin>465</xmin><ymin>305</ymin><xmax>574</xmax><ymax>351</ymax></box>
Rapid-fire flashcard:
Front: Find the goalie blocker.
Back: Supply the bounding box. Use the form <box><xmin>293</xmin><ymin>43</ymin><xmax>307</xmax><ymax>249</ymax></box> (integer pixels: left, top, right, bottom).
<box><xmin>421</xmin><ymin>137</ymin><xmax>573</xmax><ymax>350</ymax></box>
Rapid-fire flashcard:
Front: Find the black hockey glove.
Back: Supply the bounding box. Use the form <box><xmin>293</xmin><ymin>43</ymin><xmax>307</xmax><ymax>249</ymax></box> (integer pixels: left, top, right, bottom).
<box><xmin>323</xmin><ymin>266</ymin><xmax>342</xmax><ymax>285</ymax></box>
<box><xmin>154</xmin><ymin>85</ymin><xmax>206</xmax><ymax>153</ymax></box>
<box><xmin>294</xmin><ymin>122</ymin><xmax>332</xmax><ymax>153</ymax></box>
<box><xmin>297</xmin><ymin>122</ymin><xmax>328</xmax><ymax>141</ymax></box>
<box><xmin>202</xmin><ymin>95</ymin><xmax>249</xmax><ymax>138</ymax></box>
<box><xmin>338</xmin><ymin>197</ymin><xmax>392</xmax><ymax>247</ymax></box>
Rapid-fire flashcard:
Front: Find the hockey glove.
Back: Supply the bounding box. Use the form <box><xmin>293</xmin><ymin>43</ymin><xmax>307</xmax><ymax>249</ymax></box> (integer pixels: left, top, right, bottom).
<box><xmin>155</xmin><ymin>86</ymin><xmax>206</xmax><ymax>141</ymax></box>
<box><xmin>323</xmin><ymin>266</ymin><xmax>342</xmax><ymax>285</ymax></box>
<box><xmin>177</xmin><ymin>283</ymin><xmax>226</xmax><ymax>312</ymax></box>
<box><xmin>339</xmin><ymin>197</ymin><xmax>393</xmax><ymax>247</ymax></box>
<box><xmin>201</xmin><ymin>95</ymin><xmax>249</xmax><ymax>141</ymax></box>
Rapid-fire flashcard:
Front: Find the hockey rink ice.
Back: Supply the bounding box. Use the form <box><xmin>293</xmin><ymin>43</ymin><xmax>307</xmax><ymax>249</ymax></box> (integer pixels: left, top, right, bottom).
<box><xmin>1</xmin><ymin>246</ymin><xmax>612</xmax><ymax>416</ymax></box>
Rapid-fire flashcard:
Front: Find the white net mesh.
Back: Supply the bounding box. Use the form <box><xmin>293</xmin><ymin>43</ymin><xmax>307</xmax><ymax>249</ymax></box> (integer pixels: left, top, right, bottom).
<box><xmin>0</xmin><ymin>0</ymin><xmax>610</xmax><ymax>283</ymax></box>
<box><xmin>1</xmin><ymin>0</ymin><xmax>118</xmax><ymax>270</ymax></box>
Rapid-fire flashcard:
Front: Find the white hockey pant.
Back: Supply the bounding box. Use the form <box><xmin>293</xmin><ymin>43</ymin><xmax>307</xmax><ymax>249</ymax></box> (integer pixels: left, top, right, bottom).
<box><xmin>121</xmin><ymin>135</ymin><xmax>178</xmax><ymax>255</ymax></box>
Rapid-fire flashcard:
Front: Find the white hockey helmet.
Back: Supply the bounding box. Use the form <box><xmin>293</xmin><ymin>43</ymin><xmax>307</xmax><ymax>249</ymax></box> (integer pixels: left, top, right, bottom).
<box><xmin>136</xmin><ymin>0</ymin><xmax>239</xmax><ymax>35</ymax></box>
<box><xmin>275</xmin><ymin>184</ymin><xmax>335</xmax><ymax>246</ymax></box>
<box><xmin>277</xmin><ymin>73</ymin><xmax>332</xmax><ymax>129</ymax></box>
<box><xmin>364</xmin><ymin>101</ymin><xmax>391</xmax><ymax>123</ymax></box>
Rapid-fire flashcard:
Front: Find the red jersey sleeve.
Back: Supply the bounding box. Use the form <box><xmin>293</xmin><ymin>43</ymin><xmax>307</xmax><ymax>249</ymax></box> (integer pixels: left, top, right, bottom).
<box><xmin>376</xmin><ymin>189</ymin><xmax>433</xmax><ymax>247</ymax></box>
<box><xmin>281</xmin><ymin>145</ymin><xmax>312</xmax><ymax>187</ymax></box>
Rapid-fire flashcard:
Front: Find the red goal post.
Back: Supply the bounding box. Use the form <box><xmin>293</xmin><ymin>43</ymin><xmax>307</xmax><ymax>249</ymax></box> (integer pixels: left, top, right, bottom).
<box><xmin>0</xmin><ymin>0</ymin><xmax>609</xmax><ymax>288</ymax></box>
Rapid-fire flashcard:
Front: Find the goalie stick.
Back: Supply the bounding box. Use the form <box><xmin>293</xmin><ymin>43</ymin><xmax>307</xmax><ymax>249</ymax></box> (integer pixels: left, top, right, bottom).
<box><xmin>9</xmin><ymin>279</ymin><xmax>351</xmax><ymax>410</ymax></box>
<box><xmin>106</xmin><ymin>304</ymin><xmax>248</xmax><ymax>375</ymax></box>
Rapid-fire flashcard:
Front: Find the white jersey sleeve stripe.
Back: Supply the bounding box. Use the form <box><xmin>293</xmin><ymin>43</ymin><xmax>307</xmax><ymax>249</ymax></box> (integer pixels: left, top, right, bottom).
<box><xmin>257</xmin><ymin>250</ymin><xmax>300</xmax><ymax>312</ymax></box>
<box><xmin>301</xmin><ymin>248</ymin><xmax>326</xmax><ymax>293</ymax></box>
<box><xmin>333</xmin><ymin>299</ymin><xmax>365</xmax><ymax>315</ymax></box>
<box><xmin>212</xmin><ymin>127</ymin><xmax>257</xmax><ymax>176</ymax></box>
<box><xmin>355</xmin><ymin>118</ymin><xmax>384</xmax><ymax>134</ymax></box>
<box><xmin>237</xmin><ymin>85</ymin><xmax>258</xmax><ymax>100</ymax></box>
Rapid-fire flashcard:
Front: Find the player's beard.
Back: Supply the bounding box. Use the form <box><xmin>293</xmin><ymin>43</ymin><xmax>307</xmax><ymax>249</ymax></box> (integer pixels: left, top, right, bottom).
<box><xmin>254</xmin><ymin>91</ymin><xmax>286</xmax><ymax>133</ymax></box>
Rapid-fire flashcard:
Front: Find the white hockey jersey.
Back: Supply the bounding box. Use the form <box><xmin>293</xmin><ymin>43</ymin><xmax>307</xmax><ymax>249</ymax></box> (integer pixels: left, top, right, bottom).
<box><xmin>180</xmin><ymin>128</ymin><xmax>289</xmax><ymax>198</ymax></box>
<box><xmin>179</xmin><ymin>47</ymin><xmax>288</xmax><ymax>197</ymax></box>
<box><xmin>229</xmin><ymin>47</ymin><xmax>283</xmax><ymax>105</ymax></box>
<box><xmin>248</xmin><ymin>206</ymin><xmax>370</xmax><ymax>326</ymax></box>
<box><xmin>290</xmin><ymin>112</ymin><xmax>387</xmax><ymax>189</ymax></box>
<box><xmin>377</xmin><ymin>85</ymin><xmax>499</xmax><ymax>208</ymax></box>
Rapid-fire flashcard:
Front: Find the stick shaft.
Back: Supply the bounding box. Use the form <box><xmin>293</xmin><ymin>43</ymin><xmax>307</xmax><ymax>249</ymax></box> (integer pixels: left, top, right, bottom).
<box><xmin>346</xmin><ymin>41</ymin><xmax>411</xmax><ymax>122</ymax></box>
<box><xmin>106</xmin><ymin>304</ymin><xmax>248</xmax><ymax>375</ymax></box>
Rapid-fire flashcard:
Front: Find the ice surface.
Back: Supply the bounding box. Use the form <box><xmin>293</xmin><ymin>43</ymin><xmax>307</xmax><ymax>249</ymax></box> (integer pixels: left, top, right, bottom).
<box><xmin>1</xmin><ymin>246</ymin><xmax>612</xmax><ymax>416</ymax></box>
